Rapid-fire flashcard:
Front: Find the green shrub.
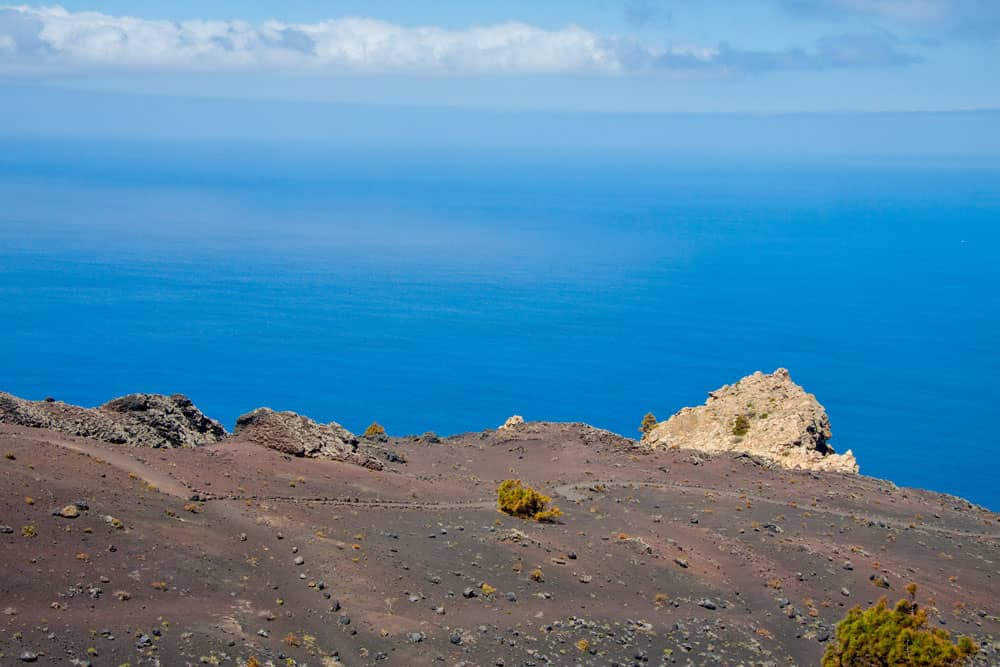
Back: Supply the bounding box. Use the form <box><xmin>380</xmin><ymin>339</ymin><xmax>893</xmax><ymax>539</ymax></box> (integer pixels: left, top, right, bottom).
<box><xmin>731</xmin><ymin>414</ymin><xmax>751</xmax><ymax>436</ymax></box>
<box><xmin>639</xmin><ymin>412</ymin><xmax>658</xmax><ymax>435</ymax></box>
<box><xmin>822</xmin><ymin>587</ymin><xmax>977</xmax><ymax>667</ymax></box>
<box><xmin>363</xmin><ymin>422</ymin><xmax>386</xmax><ymax>438</ymax></box>
<box><xmin>497</xmin><ymin>480</ymin><xmax>562</xmax><ymax>522</ymax></box>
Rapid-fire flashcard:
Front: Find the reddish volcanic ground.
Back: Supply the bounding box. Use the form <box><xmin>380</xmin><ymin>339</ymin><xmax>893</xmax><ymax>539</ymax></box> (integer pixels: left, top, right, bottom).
<box><xmin>2</xmin><ymin>421</ymin><xmax>998</xmax><ymax>666</ymax></box>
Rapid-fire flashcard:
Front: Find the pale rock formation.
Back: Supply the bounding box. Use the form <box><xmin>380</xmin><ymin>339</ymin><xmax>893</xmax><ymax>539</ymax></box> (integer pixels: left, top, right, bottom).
<box><xmin>641</xmin><ymin>369</ymin><xmax>858</xmax><ymax>474</ymax></box>
<box><xmin>0</xmin><ymin>391</ymin><xmax>226</xmax><ymax>448</ymax></box>
<box><xmin>499</xmin><ymin>415</ymin><xmax>525</xmax><ymax>430</ymax></box>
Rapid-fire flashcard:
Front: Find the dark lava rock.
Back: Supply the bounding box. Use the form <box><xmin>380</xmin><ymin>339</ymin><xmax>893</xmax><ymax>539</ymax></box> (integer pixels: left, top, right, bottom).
<box><xmin>0</xmin><ymin>390</ymin><xmax>226</xmax><ymax>448</ymax></box>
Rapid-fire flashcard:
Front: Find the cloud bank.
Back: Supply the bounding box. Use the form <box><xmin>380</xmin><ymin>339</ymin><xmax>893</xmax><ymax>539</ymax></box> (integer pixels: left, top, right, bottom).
<box><xmin>0</xmin><ymin>5</ymin><xmax>919</xmax><ymax>77</ymax></box>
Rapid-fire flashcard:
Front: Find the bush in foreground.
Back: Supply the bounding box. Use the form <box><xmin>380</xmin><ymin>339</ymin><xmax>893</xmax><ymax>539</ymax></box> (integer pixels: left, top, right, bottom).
<box><xmin>822</xmin><ymin>585</ymin><xmax>977</xmax><ymax>667</ymax></box>
<box><xmin>497</xmin><ymin>480</ymin><xmax>562</xmax><ymax>522</ymax></box>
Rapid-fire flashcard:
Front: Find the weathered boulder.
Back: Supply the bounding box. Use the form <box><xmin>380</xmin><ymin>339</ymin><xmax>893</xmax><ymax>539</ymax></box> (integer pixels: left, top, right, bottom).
<box><xmin>0</xmin><ymin>391</ymin><xmax>227</xmax><ymax>449</ymax></box>
<box><xmin>99</xmin><ymin>393</ymin><xmax>227</xmax><ymax>448</ymax></box>
<box><xmin>234</xmin><ymin>408</ymin><xmax>357</xmax><ymax>458</ymax></box>
<box><xmin>499</xmin><ymin>415</ymin><xmax>525</xmax><ymax>430</ymax></box>
<box><xmin>234</xmin><ymin>407</ymin><xmax>384</xmax><ymax>469</ymax></box>
<box><xmin>641</xmin><ymin>369</ymin><xmax>858</xmax><ymax>473</ymax></box>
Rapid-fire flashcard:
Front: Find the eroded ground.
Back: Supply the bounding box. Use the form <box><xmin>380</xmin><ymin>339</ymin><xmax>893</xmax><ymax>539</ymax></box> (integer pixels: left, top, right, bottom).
<box><xmin>2</xmin><ymin>421</ymin><xmax>998</xmax><ymax>666</ymax></box>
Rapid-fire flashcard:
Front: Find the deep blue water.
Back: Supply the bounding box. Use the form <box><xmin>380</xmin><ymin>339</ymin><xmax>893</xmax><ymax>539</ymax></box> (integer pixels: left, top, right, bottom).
<box><xmin>1</xmin><ymin>138</ymin><xmax>998</xmax><ymax>508</ymax></box>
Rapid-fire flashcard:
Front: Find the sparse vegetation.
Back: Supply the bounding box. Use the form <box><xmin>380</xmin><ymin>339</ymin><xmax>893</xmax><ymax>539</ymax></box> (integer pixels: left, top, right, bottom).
<box><xmin>731</xmin><ymin>414</ymin><xmax>751</xmax><ymax>436</ymax></box>
<box><xmin>639</xmin><ymin>412</ymin><xmax>658</xmax><ymax>435</ymax></box>
<box><xmin>497</xmin><ymin>479</ymin><xmax>562</xmax><ymax>522</ymax></box>
<box><xmin>363</xmin><ymin>422</ymin><xmax>386</xmax><ymax>438</ymax></box>
<box><xmin>822</xmin><ymin>586</ymin><xmax>977</xmax><ymax>667</ymax></box>
<box><xmin>21</xmin><ymin>525</ymin><xmax>36</xmax><ymax>538</ymax></box>
<box><xmin>529</xmin><ymin>568</ymin><xmax>544</xmax><ymax>582</ymax></box>
<box><xmin>4</xmin><ymin>452</ymin><xmax>15</xmax><ymax>460</ymax></box>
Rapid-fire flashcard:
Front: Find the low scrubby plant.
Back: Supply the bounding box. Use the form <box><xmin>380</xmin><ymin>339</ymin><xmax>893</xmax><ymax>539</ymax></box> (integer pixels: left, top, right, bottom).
<box><xmin>363</xmin><ymin>422</ymin><xmax>386</xmax><ymax>438</ymax></box>
<box><xmin>731</xmin><ymin>414</ymin><xmax>751</xmax><ymax>436</ymax></box>
<box><xmin>822</xmin><ymin>585</ymin><xmax>977</xmax><ymax>667</ymax></box>
<box><xmin>639</xmin><ymin>412</ymin><xmax>657</xmax><ymax>435</ymax></box>
<box><xmin>497</xmin><ymin>480</ymin><xmax>562</xmax><ymax>522</ymax></box>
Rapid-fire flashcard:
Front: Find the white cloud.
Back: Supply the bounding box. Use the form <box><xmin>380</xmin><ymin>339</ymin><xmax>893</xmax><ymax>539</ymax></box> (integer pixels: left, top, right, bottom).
<box><xmin>0</xmin><ymin>5</ymin><xmax>635</xmax><ymax>75</ymax></box>
<box><xmin>0</xmin><ymin>5</ymin><xmax>920</xmax><ymax>77</ymax></box>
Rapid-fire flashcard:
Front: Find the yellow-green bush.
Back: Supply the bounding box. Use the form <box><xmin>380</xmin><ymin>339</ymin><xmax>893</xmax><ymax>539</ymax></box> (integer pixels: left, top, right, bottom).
<box><xmin>497</xmin><ymin>480</ymin><xmax>562</xmax><ymax>522</ymax></box>
<box><xmin>363</xmin><ymin>422</ymin><xmax>386</xmax><ymax>438</ymax></box>
<box><xmin>822</xmin><ymin>587</ymin><xmax>977</xmax><ymax>667</ymax></box>
<box><xmin>639</xmin><ymin>412</ymin><xmax>658</xmax><ymax>435</ymax></box>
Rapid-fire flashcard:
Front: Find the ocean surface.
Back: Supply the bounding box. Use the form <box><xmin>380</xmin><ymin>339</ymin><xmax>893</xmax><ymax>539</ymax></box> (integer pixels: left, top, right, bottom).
<box><xmin>1</xmin><ymin>138</ymin><xmax>998</xmax><ymax>508</ymax></box>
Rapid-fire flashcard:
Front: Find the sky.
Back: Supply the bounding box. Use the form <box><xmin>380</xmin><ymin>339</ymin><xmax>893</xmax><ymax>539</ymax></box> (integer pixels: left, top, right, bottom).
<box><xmin>1</xmin><ymin>2</ymin><xmax>999</xmax><ymax>155</ymax></box>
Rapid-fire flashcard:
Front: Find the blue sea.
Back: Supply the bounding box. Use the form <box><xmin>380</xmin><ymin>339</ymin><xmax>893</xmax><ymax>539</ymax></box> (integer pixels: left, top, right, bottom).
<box><xmin>1</xmin><ymin>138</ymin><xmax>998</xmax><ymax>508</ymax></box>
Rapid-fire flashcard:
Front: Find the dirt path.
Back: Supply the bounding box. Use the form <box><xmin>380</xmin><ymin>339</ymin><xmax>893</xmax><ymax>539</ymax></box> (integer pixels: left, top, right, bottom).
<box><xmin>4</xmin><ymin>431</ymin><xmax>194</xmax><ymax>498</ymax></box>
<box><xmin>22</xmin><ymin>430</ymin><xmax>997</xmax><ymax>541</ymax></box>
<box><xmin>554</xmin><ymin>480</ymin><xmax>1000</xmax><ymax>541</ymax></box>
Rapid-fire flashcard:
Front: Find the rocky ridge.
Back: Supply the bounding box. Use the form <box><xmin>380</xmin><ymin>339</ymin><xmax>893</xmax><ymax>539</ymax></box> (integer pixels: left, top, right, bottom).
<box><xmin>0</xmin><ymin>391</ymin><xmax>227</xmax><ymax>449</ymax></box>
<box><xmin>0</xmin><ymin>368</ymin><xmax>858</xmax><ymax>473</ymax></box>
<box><xmin>642</xmin><ymin>368</ymin><xmax>858</xmax><ymax>473</ymax></box>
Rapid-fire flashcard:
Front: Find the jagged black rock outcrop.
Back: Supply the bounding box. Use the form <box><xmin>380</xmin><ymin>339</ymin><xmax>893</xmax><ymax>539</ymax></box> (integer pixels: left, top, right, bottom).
<box><xmin>0</xmin><ymin>391</ymin><xmax>227</xmax><ymax>448</ymax></box>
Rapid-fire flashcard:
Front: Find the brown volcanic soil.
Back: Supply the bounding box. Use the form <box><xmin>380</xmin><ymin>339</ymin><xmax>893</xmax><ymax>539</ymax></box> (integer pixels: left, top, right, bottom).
<box><xmin>1</xmin><ymin>421</ymin><xmax>998</xmax><ymax>666</ymax></box>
